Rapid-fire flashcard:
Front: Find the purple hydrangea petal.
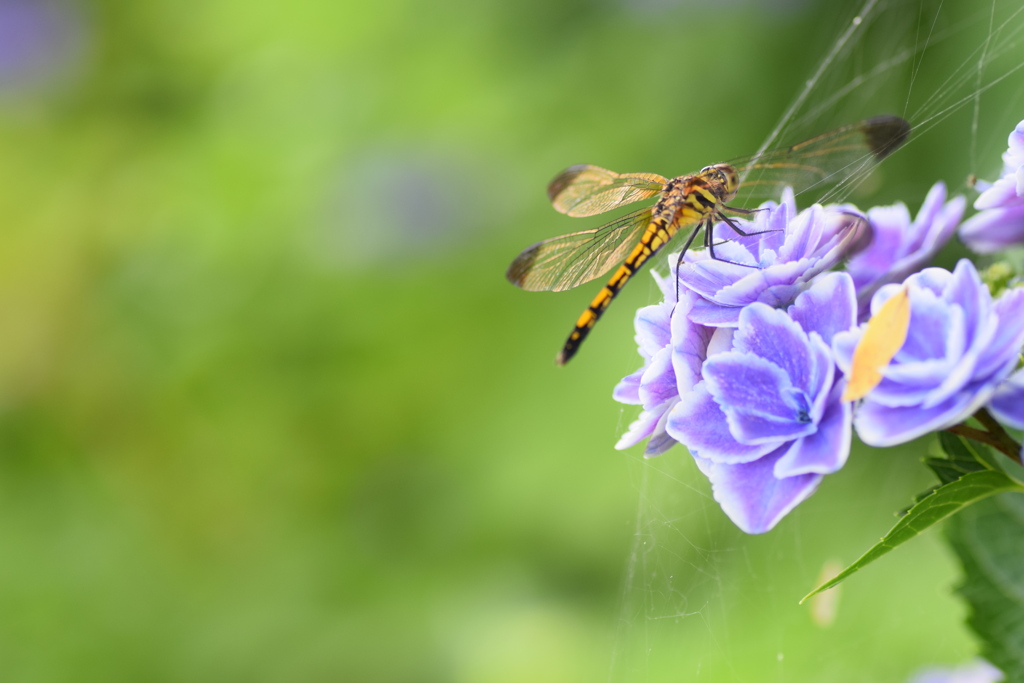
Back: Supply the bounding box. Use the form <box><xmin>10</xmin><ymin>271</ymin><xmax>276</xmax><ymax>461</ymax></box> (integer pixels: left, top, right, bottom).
<box><xmin>898</xmin><ymin>267</ymin><xmax>952</xmax><ymax>299</ymax></box>
<box><xmin>678</xmin><ymin>260</ymin><xmax>759</xmax><ymax>301</ymax></box>
<box><xmin>909</xmin><ymin>182</ymin><xmax>945</xmax><ymax>234</ymax></box>
<box><xmin>644</xmin><ymin>404</ymin><xmax>679</xmax><ymax>457</ymax></box>
<box><xmin>944</xmin><ymin>260</ymin><xmax>991</xmax><ymax>345</ymax></box>
<box><xmin>774</xmin><ymin>384</ymin><xmax>851</xmax><ymax>477</ymax></box>
<box><xmin>974</xmin><ymin>176</ymin><xmax>1020</xmax><ymax>210</ymax></box>
<box><xmin>917</xmin><ymin>306</ymin><xmax>983</xmax><ymax>409</ymax></box>
<box><xmin>990</xmin><ymin>369</ymin><xmax>1024</xmax><ymax>430</ymax></box>
<box><xmin>862</xmin><ymin>289</ymin><xmax>958</xmax><ymax>407</ymax></box>
<box><xmin>854</xmin><ymin>383</ymin><xmax>992</xmax><ymax>447</ymax></box>
<box><xmin>911</xmin><ymin>186</ymin><xmax>964</xmax><ymax>259</ymax></box>
<box><xmin>890</xmin><ymin>286</ymin><xmax>950</xmax><ymax>361</ymax></box>
<box><xmin>832</xmin><ymin>327</ymin><xmax>858</xmax><ymax>375</ymax></box>
<box><xmin>686</xmin><ymin>297</ymin><xmax>745</xmax><ymax>327</ymax></box>
<box><xmin>706</xmin><ymin>237</ymin><xmax>761</xmax><ymax>266</ymax></box>
<box><xmin>651</xmin><ymin>269</ymin><xmax>677</xmax><ymax>304</ymax></box>
<box><xmin>961</xmin><ymin>120</ymin><xmax>1024</xmax><ymax>251</ymax></box>
<box><xmin>788</xmin><ymin>271</ymin><xmax>857</xmax><ymax>344</ymax></box>
<box><xmin>613</xmin><ymin>367</ymin><xmax>644</xmax><ymax>405</ymax></box>
<box><xmin>973</xmin><ymin>287</ymin><xmax>1024</xmax><ymax>380</ymax></box>
<box><xmin>1007</xmin><ymin>120</ymin><xmax>1024</xmax><ymax>168</ymax></box>
<box><xmin>710</xmin><ymin>259</ymin><xmax>809</xmax><ymax>308</ymax></box>
<box><xmin>777</xmin><ymin>205</ymin><xmax>828</xmax><ymax>260</ymax></box>
<box><xmin>850</xmin><ymin>183</ymin><xmax>965</xmax><ymax>317</ymax></box>
<box><xmin>703</xmin><ymin>352</ymin><xmax>817</xmax><ymax>444</ymax></box>
<box><xmin>731</xmin><ymin>303</ymin><xmax>815</xmax><ymax>394</ymax></box>
<box><xmin>873</xmin><ymin>360</ymin><xmax>955</xmax><ymax>407</ymax></box>
<box><xmin>855</xmin><ymin>203</ymin><xmax>913</xmax><ymax>287</ymax></box>
<box><xmin>616</xmin><ymin>402</ymin><xmax>668</xmax><ymax>450</ymax></box>
<box><xmin>671</xmin><ymin>291</ymin><xmax>717</xmax><ymax>394</ymax></box>
<box><xmin>960</xmin><ymin>204</ymin><xmax>1024</xmax><ymax>252</ymax></box>
<box><xmin>635</xmin><ymin>302</ymin><xmax>673</xmax><ymax>357</ymax></box>
<box><xmin>696</xmin><ymin>448</ymin><xmax>823</xmax><ymax>534</ymax></box>
<box><xmin>639</xmin><ymin>346</ymin><xmax>677</xmax><ymax>409</ymax></box>
<box><xmin>666</xmin><ymin>382</ymin><xmax>779</xmax><ymax>463</ymax></box>
<box><xmin>785</xmin><ymin>211</ymin><xmax>863</xmax><ymax>274</ymax></box>
<box><xmin>805</xmin><ymin>332</ymin><xmax>836</xmax><ymax>423</ymax></box>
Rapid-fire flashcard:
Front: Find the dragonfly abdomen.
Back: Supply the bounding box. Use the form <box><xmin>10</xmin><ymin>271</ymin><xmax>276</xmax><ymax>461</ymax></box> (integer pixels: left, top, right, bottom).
<box><xmin>555</xmin><ymin>216</ymin><xmax>678</xmax><ymax>365</ymax></box>
<box><xmin>554</xmin><ymin>177</ymin><xmax>730</xmax><ymax>365</ymax></box>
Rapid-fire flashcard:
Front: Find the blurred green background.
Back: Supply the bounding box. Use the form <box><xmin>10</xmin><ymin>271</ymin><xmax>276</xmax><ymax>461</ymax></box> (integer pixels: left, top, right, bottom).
<box><xmin>0</xmin><ymin>0</ymin><xmax>1019</xmax><ymax>680</ymax></box>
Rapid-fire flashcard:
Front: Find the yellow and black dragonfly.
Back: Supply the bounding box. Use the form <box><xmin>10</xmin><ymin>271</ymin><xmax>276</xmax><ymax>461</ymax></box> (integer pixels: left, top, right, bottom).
<box><xmin>507</xmin><ymin>116</ymin><xmax>910</xmax><ymax>365</ymax></box>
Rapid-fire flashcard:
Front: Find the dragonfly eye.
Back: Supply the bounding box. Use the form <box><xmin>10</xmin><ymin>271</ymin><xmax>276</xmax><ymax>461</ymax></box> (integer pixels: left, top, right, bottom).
<box><xmin>701</xmin><ymin>166</ymin><xmax>726</xmax><ymax>184</ymax></box>
<box><xmin>722</xmin><ymin>166</ymin><xmax>738</xmax><ymax>188</ymax></box>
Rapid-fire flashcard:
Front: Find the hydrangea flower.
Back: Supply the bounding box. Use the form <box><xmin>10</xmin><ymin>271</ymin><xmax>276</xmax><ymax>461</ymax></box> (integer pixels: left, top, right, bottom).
<box><xmin>665</xmin><ymin>272</ymin><xmax>857</xmax><ymax>533</ymax></box>
<box><xmin>960</xmin><ymin>119</ymin><xmax>1024</xmax><ymax>252</ymax></box>
<box><xmin>833</xmin><ymin>260</ymin><xmax>1024</xmax><ymax>446</ymax></box>
<box><xmin>846</xmin><ymin>182</ymin><xmax>965</xmax><ymax>317</ymax></box>
<box><xmin>907</xmin><ymin>659</ymin><xmax>1004</xmax><ymax>683</ymax></box>
<box><xmin>613</xmin><ymin>270</ymin><xmax>719</xmax><ymax>456</ymax></box>
<box><xmin>989</xmin><ymin>367</ymin><xmax>1024</xmax><ymax>430</ymax></box>
<box><xmin>678</xmin><ymin>188</ymin><xmax>866</xmax><ymax>327</ymax></box>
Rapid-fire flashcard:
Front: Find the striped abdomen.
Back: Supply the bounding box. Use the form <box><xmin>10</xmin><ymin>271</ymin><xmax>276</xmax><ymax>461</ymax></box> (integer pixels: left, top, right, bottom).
<box><xmin>554</xmin><ymin>175</ymin><xmax>726</xmax><ymax>365</ymax></box>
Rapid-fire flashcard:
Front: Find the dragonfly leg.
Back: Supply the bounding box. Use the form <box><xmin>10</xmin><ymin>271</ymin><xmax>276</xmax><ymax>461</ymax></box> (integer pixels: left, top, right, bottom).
<box><xmin>721</xmin><ymin>205</ymin><xmax>766</xmax><ymax>216</ymax></box>
<box><xmin>673</xmin><ymin>218</ymin><xmax>707</xmax><ymax>303</ymax></box>
<box><xmin>707</xmin><ymin>214</ymin><xmax>760</xmax><ymax>269</ymax></box>
<box><xmin>716</xmin><ymin>211</ymin><xmax>781</xmax><ymax>239</ymax></box>
<box><xmin>718</xmin><ymin>207</ymin><xmax>781</xmax><ymax>250</ymax></box>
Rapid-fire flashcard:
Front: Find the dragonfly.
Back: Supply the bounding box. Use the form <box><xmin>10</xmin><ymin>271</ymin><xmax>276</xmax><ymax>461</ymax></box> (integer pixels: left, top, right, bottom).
<box><xmin>506</xmin><ymin>115</ymin><xmax>911</xmax><ymax>365</ymax></box>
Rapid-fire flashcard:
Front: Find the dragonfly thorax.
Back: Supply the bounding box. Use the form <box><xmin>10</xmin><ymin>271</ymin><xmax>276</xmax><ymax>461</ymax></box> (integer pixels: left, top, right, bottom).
<box><xmin>657</xmin><ymin>163</ymin><xmax>739</xmax><ymax>223</ymax></box>
<box><xmin>696</xmin><ymin>163</ymin><xmax>739</xmax><ymax>203</ymax></box>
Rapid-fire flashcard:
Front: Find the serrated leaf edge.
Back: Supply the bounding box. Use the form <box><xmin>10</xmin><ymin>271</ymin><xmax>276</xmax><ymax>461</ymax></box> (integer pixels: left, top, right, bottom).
<box><xmin>801</xmin><ymin>470</ymin><xmax>1024</xmax><ymax>603</ymax></box>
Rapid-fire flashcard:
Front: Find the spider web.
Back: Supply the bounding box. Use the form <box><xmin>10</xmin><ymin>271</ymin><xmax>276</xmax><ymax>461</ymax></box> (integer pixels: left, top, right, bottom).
<box><xmin>608</xmin><ymin>1</ymin><xmax>1024</xmax><ymax>680</ymax></box>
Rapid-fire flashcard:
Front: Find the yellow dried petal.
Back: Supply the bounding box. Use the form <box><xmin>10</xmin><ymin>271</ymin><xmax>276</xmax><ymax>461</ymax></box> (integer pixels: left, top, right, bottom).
<box><xmin>842</xmin><ymin>285</ymin><xmax>911</xmax><ymax>402</ymax></box>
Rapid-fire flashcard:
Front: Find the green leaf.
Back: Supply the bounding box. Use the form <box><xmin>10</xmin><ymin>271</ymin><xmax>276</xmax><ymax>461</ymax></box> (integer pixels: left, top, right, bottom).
<box><xmin>994</xmin><ymin>451</ymin><xmax>1024</xmax><ymax>487</ymax></box>
<box><xmin>932</xmin><ymin>432</ymin><xmax>988</xmax><ymax>483</ymax></box>
<box><xmin>908</xmin><ymin>434</ymin><xmax>990</xmax><ymax>512</ymax></box>
<box><xmin>946</xmin><ymin>492</ymin><xmax>1024</xmax><ymax>682</ymax></box>
<box><xmin>973</xmin><ymin>446</ymin><xmax>1024</xmax><ymax>487</ymax></box>
<box><xmin>902</xmin><ymin>433</ymin><xmax>987</xmax><ymax>513</ymax></box>
<box><xmin>802</xmin><ymin>470</ymin><xmax>1024</xmax><ymax>602</ymax></box>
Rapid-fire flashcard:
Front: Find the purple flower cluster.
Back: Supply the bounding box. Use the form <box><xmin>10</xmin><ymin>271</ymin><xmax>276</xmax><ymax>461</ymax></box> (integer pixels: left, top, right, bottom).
<box><xmin>960</xmin><ymin>119</ymin><xmax>1024</xmax><ymax>252</ymax></box>
<box><xmin>612</xmin><ymin>276</ymin><xmax>708</xmax><ymax>457</ymax></box>
<box><xmin>677</xmin><ymin>188</ymin><xmax>865</xmax><ymax>326</ymax></box>
<box><xmin>667</xmin><ymin>273</ymin><xmax>855</xmax><ymax>533</ymax></box>
<box><xmin>610</xmin><ymin>169</ymin><xmax>1012</xmax><ymax>533</ymax></box>
<box><xmin>610</xmin><ymin>117</ymin><xmax>1024</xmax><ymax>534</ymax></box>
<box><xmin>614</xmin><ymin>196</ymin><xmax>869</xmax><ymax>532</ymax></box>
<box><xmin>834</xmin><ymin>260</ymin><xmax>1024</xmax><ymax>446</ymax></box>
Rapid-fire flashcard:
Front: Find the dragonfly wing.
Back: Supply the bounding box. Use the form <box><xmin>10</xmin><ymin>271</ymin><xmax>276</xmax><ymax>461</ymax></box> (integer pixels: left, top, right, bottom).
<box><xmin>731</xmin><ymin>116</ymin><xmax>910</xmax><ymax>207</ymax></box>
<box><xmin>548</xmin><ymin>165</ymin><xmax>667</xmax><ymax>217</ymax></box>
<box><xmin>507</xmin><ymin>207</ymin><xmax>653</xmax><ymax>292</ymax></box>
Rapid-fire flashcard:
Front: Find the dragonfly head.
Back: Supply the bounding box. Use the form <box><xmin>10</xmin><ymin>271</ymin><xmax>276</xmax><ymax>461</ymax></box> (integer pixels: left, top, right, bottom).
<box><xmin>699</xmin><ymin>163</ymin><xmax>739</xmax><ymax>202</ymax></box>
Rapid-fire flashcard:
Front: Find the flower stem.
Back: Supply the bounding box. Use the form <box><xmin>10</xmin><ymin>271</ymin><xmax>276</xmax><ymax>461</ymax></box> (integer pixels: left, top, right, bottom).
<box><xmin>975</xmin><ymin>408</ymin><xmax>1024</xmax><ymax>464</ymax></box>
<box><xmin>944</xmin><ymin>409</ymin><xmax>1023</xmax><ymax>464</ymax></box>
